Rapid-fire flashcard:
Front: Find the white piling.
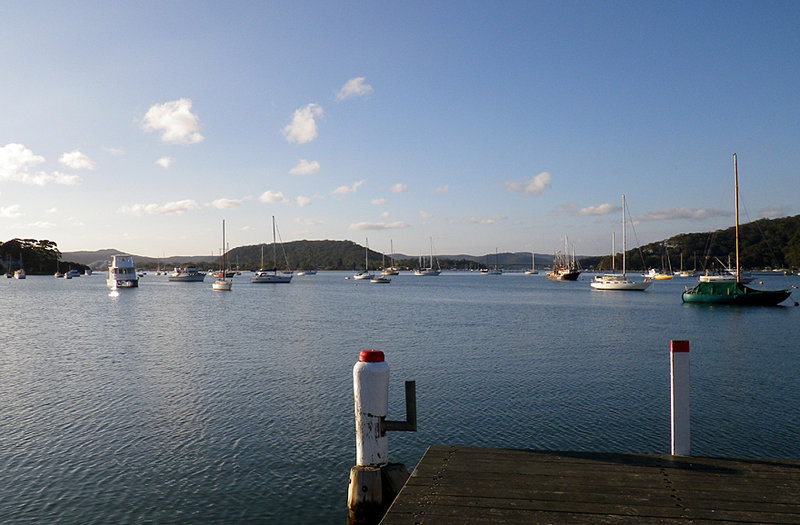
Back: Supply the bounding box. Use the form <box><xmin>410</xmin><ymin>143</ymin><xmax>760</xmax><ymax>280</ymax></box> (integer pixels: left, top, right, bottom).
<box><xmin>347</xmin><ymin>350</ymin><xmax>416</xmax><ymax>525</ymax></box>
<box><xmin>670</xmin><ymin>340</ymin><xmax>691</xmax><ymax>456</ymax></box>
<box><xmin>353</xmin><ymin>350</ymin><xmax>390</xmax><ymax>467</ymax></box>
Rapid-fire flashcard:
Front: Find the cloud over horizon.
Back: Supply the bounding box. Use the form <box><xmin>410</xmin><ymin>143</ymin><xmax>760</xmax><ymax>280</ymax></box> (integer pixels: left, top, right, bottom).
<box><xmin>577</xmin><ymin>203</ymin><xmax>620</xmax><ymax>216</ymax></box>
<box><xmin>635</xmin><ymin>207</ymin><xmax>731</xmax><ymax>222</ymax></box>
<box><xmin>258</xmin><ymin>190</ymin><xmax>288</xmax><ymax>204</ymax></box>
<box><xmin>118</xmin><ymin>199</ymin><xmax>201</xmax><ymax>215</ymax></box>
<box><xmin>140</xmin><ymin>98</ymin><xmax>204</xmax><ymax>144</ymax></box>
<box><xmin>505</xmin><ymin>171</ymin><xmax>551</xmax><ymax>197</ymax></box>
<box><xmin>348</xmin><ymin>221</ymin><xmax>410</xmax><ymax>231</ymax></box>
<box><xmin>282</xmin><ymin>104</ymin><xmax>323</xmax><ymax>144</ymax></box>
<box><xmin>0</xmin><ymin>143</ymin><xmax>80</xmax><ymax>186</ymax></box>
<box><xmin>331</xmin><ymin>179</ymin><xmax>365</xmax><ymax>195</ymax></box>
<box><xmin>336</xmin><ymin>77</ymin><xmax>373</xmax><ymax>100</ymax></box>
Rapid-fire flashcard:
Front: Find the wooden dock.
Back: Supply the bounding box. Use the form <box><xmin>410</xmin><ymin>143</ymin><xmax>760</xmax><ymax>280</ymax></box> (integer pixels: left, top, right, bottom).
<box><xmin>380</xmin><ymin>446</ymin><xmax>800</xmax><ymax>524</ymax></box>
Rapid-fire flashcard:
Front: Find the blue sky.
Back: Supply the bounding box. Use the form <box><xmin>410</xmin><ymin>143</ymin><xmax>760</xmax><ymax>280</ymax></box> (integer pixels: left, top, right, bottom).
<box><xmin>2</xmin><ymin>1</ymin><xmax>798</xmax><ymax>258</ymax></box>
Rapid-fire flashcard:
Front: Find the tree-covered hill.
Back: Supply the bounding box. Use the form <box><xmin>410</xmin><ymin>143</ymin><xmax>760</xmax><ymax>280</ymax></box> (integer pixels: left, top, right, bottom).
<box><xmin>0</xmin><ymin>239</ymin><xmax>88</xmax><ymax>275</ymax></box>
<box><xmin>580</xmin><ymin>214</ymin><xmax>800</xmax><ymax>271</ymax></box>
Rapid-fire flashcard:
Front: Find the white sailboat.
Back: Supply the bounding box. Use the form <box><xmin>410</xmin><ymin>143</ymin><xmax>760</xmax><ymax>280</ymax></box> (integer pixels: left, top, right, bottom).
<box><xmin>381</xmin><ymin>240</ymin><xmax>400</xmax><ymax>276</ymax></box>
<box><xmin>524</xmin><ymin>249</ymin><xmax>538</xmax><ymax>275</ymax></box>
<box><xmin>591</xmin><ymin>195</ymin><xmax>651</xmax><ymax>291</ymax></box>
<box><xmin>251</xmin><ymin>216</ymin><xmax>292</xmax><ymax>283</ymax></box>
<box><xmin>353</xmin><ymin>238</ymin><xmax>374</xmax><ymax>280</ymax></box>
<box><xmin>212</xmin><ymin>220</ymin><xmax>233</xmax><ymax>291</ymax></box>
<box><xmin>414</xmin><ymin>238</ymin><xmax>441</xmax><ymax>276</ymax></box>
<box><xmin>480</xmin><ymin>248</ymin><xmax>502</xmax><ymax>275</ymax></box>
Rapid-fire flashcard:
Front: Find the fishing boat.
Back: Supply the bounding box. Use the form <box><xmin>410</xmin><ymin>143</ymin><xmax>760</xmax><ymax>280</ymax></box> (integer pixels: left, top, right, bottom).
<box><xmin>546</xmin><ymin>237</ymin><xmax>580</xmax><ymax>281</ymax></box>
<box><xmin>414</xmin><ymin>238</ymin><xmax>441</xmax><ymax>276</ymax></box>
<box><xmin>107</xmin><ymin>255</ymin><xmax>138</xmax><ymax>289</ymax></box>
<box><xmin>212</xmin><ymin>220</ymin><xmax>233</xmax><ymax>291</ymax></box>
<box><xmin>591</xmin><ymin>195</ymin><xmax>651</xmax><ymax>291</ymax></box>
<box><xmin>251</xmin><ymin>216</ymin><xmax>292</xmax><ymax>284</ymax></box>
<box><xmin>682</xmin><ymin>154</ymin><xmax>790</xmax><ymax>306</ymax></box>
<box><xmin>168</xmin><ymin>266</ymin><xmax>206</xmax><ymax>282</ymax></box>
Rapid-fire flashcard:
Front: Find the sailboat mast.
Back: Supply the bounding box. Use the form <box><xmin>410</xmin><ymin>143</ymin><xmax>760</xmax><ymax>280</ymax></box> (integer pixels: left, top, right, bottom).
<box><xmin>621</xmin><ymin>194</ymin><xmax>626</xmax><ymax>276</ymax></box>
<box><xmin>272</xmin><ymin>216</ymin><xmax>277</xmax><ymax>268</ymax></box>
<box><xmin>733</xmin><ymin>153</ymin><xmax>740</xmax><ymax>284</ymax></box>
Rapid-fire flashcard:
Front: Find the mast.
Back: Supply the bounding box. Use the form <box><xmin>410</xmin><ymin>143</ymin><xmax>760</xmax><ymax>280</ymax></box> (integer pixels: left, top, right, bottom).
<box><xmin>272</xmin><ymin>216</ymin><xmax>277</xmax><ymax>270</ymax></box>
<box><xmin>733</xmin><ymin>153</ymin><xmax>740</xmax><ymax>283</ymax></box>
<box><xmin>222</xmin><ymin>220</ymin><xmax>226</xmax><ymax>275</ymax></box>
<box><xmin>621</xmin><ymin>194</ymin><xmax>626</xmax><ymax>277</ymax></box>
<box><xmin>611</xmin><ymin>232</ymin><xmax>615</xmax><ymax>273</ymax></box>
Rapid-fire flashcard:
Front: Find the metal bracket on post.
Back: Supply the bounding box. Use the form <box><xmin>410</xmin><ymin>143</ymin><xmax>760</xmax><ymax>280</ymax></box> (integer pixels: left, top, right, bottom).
<box><xmin>382</xmin><ymin>381</ymin><xmax>417</xmax><ymax>433</ymax></box>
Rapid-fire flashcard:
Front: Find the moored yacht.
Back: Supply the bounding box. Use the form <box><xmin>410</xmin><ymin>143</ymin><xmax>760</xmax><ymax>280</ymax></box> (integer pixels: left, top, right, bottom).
<box><xmin>168</xmin><ymin>266</ymin><xmax>206</xmax><ymax>282</ymax></box>
<box><xmin>107</xmin><ymin>255</ymin><xmax>138</xmax><ymax>289</ymax></box>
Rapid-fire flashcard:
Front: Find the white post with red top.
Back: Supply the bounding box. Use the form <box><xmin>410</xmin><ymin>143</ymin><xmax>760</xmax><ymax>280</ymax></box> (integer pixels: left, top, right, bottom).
<box><xmin>353</xmin><ymin>350</ymin><xmax>390</xmax><ymax>467</ymax></box>
<box><xmin>347</xmin><ymin>350</ymin><xmax>416</xmax><ymax>525</ymax></box>
<box><xmin>670</xmin><ymin>340</ymin><xmax>691</xmax><ymax>456</ymax></box>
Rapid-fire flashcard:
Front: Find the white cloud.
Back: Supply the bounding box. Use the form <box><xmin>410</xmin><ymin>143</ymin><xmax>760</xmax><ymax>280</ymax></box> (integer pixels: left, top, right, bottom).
<box><xmin>210</xmin><ymin>198</ymin><xmax>242</xmax><ymax>210</ymax></box>
<box><xmin>140</xmin><ymin>98</ymin><xmax>203</xmax><ymax>144</ymax></box>
<box><xmin>577</xmin><ymin>203</ymin><xmax>620</xmax><ymax>216</ymax></box>
<box><xmin>380</xmin><ymin>211</ymin><xmax>390</xmax><ymax>218</ymax></box>
<box><xmin>105</xmin><ymin>147</ymin><xmax>125</xmax><ymax>156</ymax></box>
<box><xmin>348</xmin><ymin>221</ymin><xmax>410</xmax><ymax>231</ymax></box>
<box><xmin>434</xmin><ymin>185</ymin><xmax>449</xmax><ymax>194</ymax></box>
<box><xmin>390</xmin><ymin>183</ymin><xmax>408</xmax><ymax>193</ymax></box>
<box><xmin>59</xmin><ymin>150</ymin><xmax>95</xmax><ymax>170</ymax></box>
<box><xmin>282</xmin><ymin>104</ymin><xmax>323</xmax><ymax>144</ymax></box>
<box><xmin>289</xmin><ymin>159</ymin><xmax>321</xmax><ymax>176</ymax></box>
<box><xmin>29</xmin><ymin>221</ymin><xmax>55</xmax><ymax>229</ymax></box>
<box><xmin>636</xmin><ymin>207</ymin><xmax>731</xmax><ymax>222</ymax></box>
<box><xmin>462</xmin><ymin>215</ymin><xmax>507</xmax><ymax>225</ymax></box>
<box><xmin>419</xmin><ymin>210</ymin><xmax>432</xmax><ymax>219</ymax></box>
<box><xmin>331</xmin><ymin>179</ymin><xmax>365</xmax><ymax>195</ymax></box>
<box><xmin>505</xmin><ymin>171</ymin><xmax>552</xmax><ymax>197</ymax></box>
<box><xmin>336</xmin><ymin>77</ymin><xmax>373</xmax><ymax>100</ymax></box>
<box><xmin>0</xmin><ymin>204</ymin><xmax>21</xmax><ymax>218</ymax></box>
<box><xmin>296</xmin><ymin>196</ymin><xmax>311</xmax><ymax>207</ymax></box>
<box><xmin>46</xmin><ymin>207</ymin><xmax>57</xmax><ymax>214</ymax></box>
<box><xmin>371</xmin><ymin>198</ymin><xmax>387</xmax><ymax>205</ymax></box>
<box><xmin>155</xmin><ymin>157</ymin><xmax>174</xmax><ymax>168</ymax></box>
<box><xmin>758</xmin><ymin>207</ymin><xmax>787</xmax><ymax>219</ymax></box>
<box><xmin>117</xmin><ymin>199</ymin><xmax>200</xmax><ymax>215</ymax></box>
<box><xmin>258</xmin><ymin>190</ymin><xmax>288</xmax><ymax>204</ymax></box>
<box><xmin>295</xmin><ymin>217</ymin><xmax>323</xmax><ymax>226</ymax></box>
<box><xmin>0</xmin><ymin>143</ymin><xmax>80</xmax><ymax>186</ymax></box>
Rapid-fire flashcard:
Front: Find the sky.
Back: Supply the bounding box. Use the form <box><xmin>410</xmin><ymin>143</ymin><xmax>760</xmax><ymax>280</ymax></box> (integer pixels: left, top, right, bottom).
<box><xmin>2</xmin><ymin>1</ymin><xmax>799</xmax><ymax>258</ymax></box>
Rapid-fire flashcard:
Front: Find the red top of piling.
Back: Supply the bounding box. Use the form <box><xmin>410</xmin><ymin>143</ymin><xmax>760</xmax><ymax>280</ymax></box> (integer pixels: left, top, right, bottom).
<box><xmin>670</xmin><ymin>340</ymin><xmax>690</xmax><ymax>353</ymax></box>
<box><xmin>359</xmin><ymin>350</ymin><xmax>385</xmax><ymax>362</ymax></box>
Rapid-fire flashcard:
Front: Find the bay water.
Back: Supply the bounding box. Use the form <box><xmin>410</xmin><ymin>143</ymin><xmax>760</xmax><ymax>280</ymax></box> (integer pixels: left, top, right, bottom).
<box><xmin>1</xmin><ymin>272</ymin><xmax>798</xmax><ymax>523</ymax></box>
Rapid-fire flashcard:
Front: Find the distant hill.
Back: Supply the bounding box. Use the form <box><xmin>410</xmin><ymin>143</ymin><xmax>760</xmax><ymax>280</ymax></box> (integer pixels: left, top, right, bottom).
<box><xmin>62</xmin><ymin>214</ymin><xmax>800</xmax><ymax>272</ymax></box>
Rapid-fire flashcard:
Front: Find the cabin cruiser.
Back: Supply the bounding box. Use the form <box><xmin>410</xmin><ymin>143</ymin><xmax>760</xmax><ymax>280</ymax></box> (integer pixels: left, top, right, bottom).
<box><xmin>107</xmin><ymin>255</ymin><xmax>138</xmax><ymax>289</ymax></box>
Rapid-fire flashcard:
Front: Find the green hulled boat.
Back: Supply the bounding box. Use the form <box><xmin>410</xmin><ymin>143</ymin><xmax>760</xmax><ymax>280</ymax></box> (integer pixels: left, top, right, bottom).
<box><xmin>681</xmin><ymin>154</ymin><xmax>791</xmax><ymax>306</ymax></box>
<box><xmin>682</xmin><ymin>281</ymin><xmax>790</xmax><ymax>305</ymax></box>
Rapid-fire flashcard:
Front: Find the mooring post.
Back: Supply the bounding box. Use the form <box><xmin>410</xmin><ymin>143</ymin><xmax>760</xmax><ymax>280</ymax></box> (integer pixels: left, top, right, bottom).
<box><xmin>347</xmin><ymin>350</ymin><xmax>416</xmax><ymax>525</ymax></box>
<box><xmin>670</xmin><ymin>340</ymin><xmax>690</xmax><ymax>456</ymax></box>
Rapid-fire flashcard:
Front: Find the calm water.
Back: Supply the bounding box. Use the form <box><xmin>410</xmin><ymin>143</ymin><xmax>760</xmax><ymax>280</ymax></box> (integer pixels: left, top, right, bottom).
<box><xmin>1</xmin><ymin>272</ymin><xmax>798</xmax><ymax>523</ymax></box>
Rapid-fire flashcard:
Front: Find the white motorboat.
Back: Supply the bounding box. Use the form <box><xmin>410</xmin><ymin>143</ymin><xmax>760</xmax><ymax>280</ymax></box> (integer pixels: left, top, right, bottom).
<box><xmin>107</xmin><ymin>255</ymin><xmax>138</xmax><ymax>289</ymax></box>
<box><xmin>591</xmin><ymin>195</ymin><xmax>651</xmax><ymax>291</ymax></box>
<box><xmin>168</xmin><ymin>266</ymin><xmax>206</xmax><ymax>282</ymax></box>
<box><xmin>251</xmin><ymin>216</ymin><xmax>293</xmax><ymax>284</ymax></box>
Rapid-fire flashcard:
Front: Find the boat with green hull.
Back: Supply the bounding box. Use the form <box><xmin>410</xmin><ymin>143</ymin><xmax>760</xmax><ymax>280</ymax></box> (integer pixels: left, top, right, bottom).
<box><xmin>681</xmin><ymin>153</ymin><xmax>790</xmax><ymax>306</ymax></box>
<box><xmin>681</xmin><ymin>281</ymin><xmax>790</xmax><ymax>305</ymax></box>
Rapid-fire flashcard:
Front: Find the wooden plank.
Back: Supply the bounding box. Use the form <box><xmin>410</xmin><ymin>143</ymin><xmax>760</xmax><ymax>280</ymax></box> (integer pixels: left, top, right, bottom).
<box><xmin>380</xmin><ymin>446</ymin><xmax>800</xmax><ymax>525</ymax></box>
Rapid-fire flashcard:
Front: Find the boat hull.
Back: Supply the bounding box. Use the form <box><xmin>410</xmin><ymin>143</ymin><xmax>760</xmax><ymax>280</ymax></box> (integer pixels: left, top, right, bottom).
<box><xmin>682</xmin><ymin>282</ymin><xmax>790</xmax><ymax>306</ymax></box>
<box><xmin>107</xmin><ymin>279</ymin><xmax>138</xmax><ymax>290</ymax></box>
<box><xmin>251</xmin><ymin>274</ymin><xmax>292</xmax><ymax>283</ymax></box>
<box><xmin>590</xmin><ymin>275</ymin><xmax>651</xmax><ymax>291</ymax></box>
<box><xmin>168</xmin><ymin>274</ymin><xmax>206</xmax><ymax>282</ymax></box>
<box><xmin>546</xmin><ymin>270</ymin><xmax>580</xmax><ymax>281</ymax></box>
<box><xmin>212</xmin><ymin>279</ymin><xmax>232</xmax><ymax>291</ymax></box>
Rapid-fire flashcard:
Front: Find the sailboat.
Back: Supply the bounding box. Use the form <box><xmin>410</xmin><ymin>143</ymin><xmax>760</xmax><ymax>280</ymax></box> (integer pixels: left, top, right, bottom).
<box><xmin>480</xmin><ymin>249</ymin><xmax>502</xmax><ymax>275</ymax></box>
<box><xmin>251</xmin><ymin>216</ymin><xmax>292</xmax><ymax>283</ymax></box>
<box><xmin>682</xmin><ymin>154</ymin><xmax>790</xmax><ymax>305</ymax></box>
<box><xmin>591</xmin><ymin>195</ymin><xmax>651</xmax><ymax>291</ymax></box>
<box><xmin>381</xmin><ymin>240</ymin><xmax>400</xmax><ymax>276</ymax></box>
<box><xmin>524</xmin><ymin>249</ymin><xmax>538</xmax><ymax>275</ymax></box>
<box><xmin>212</xmin><ymin>220</ymin><xmax>233</xmax><ymax>291</ymax></box>
<box><xmin>353</xmin><ymin>239</ymin><xmax>374</xmax><ymax>280</ymax></box>
<box><xmin>414</xmin><ymin>238</ymin><xmax>441</xmax><ymax>276</ymax></box>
